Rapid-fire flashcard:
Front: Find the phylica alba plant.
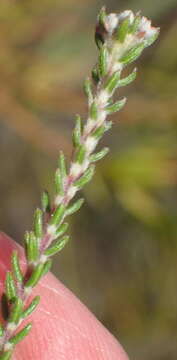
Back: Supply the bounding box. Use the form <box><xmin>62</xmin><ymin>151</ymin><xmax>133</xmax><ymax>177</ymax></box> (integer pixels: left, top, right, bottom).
<box><xmin>0</xmin><ymin>8</ymin><xmax>159</xmax><ymax>359</ymax></box>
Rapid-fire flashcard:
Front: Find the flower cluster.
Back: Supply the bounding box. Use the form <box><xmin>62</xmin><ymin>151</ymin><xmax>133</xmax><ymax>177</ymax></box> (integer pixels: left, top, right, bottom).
<box><xmin>96</xmin><ymin>8</ymin><xmax>159</xmax><ymax>52</ymax></box>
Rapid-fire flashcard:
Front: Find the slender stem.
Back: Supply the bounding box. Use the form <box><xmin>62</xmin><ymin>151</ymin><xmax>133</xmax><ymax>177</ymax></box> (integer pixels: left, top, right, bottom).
<box><xmin>0</xmin><ymin>43</ymin><xmax>113</xmax><ymax>356</ymax></box>
<box><xmin>0</xmin><ymin>8</ymin><xmax>159</xmax><ymax>358</ymax></box>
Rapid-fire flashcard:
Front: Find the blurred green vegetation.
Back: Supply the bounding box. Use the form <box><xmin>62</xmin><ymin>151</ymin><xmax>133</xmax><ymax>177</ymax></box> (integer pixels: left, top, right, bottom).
<box><xmin>0</xmin><ymin>0</ymin><xmax>177</xmax><ymax>359</ymax></box>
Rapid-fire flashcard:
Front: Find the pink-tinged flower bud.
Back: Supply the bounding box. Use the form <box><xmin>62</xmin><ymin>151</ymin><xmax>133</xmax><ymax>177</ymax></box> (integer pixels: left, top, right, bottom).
<box><xmin>137</xmin><ymin>16</ymin><xmax>159</xmax><ymax>40</ymax></box>
<box><xmin>95</xmin><ymin>8</ymin><xmax>159</xmax><ymax>54</ymax></box>
<box><xmin>95</xmin><ymin>8</ymin><xmax>160</xmax><ymax>62</ymax></box>
<box><xmin>118</xmin><ymin>10</ymin><xmax>134</xmax><ymax>24</ymax></box>
<box><xmin>105</xmin><ymin>13</ymin><xmax>119</xmax><ymax>33</ymax></box>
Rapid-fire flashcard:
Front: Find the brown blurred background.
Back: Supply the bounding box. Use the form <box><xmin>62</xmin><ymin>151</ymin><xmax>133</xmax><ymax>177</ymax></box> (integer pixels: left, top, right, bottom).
<box><xmin>0</xmin><ymin>0</ymin><xmax>177</xmax><ymax>359</ymax></box>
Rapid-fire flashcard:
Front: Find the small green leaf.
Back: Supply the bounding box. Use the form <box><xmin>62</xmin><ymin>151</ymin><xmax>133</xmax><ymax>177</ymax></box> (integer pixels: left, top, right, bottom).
<box><xmin>5</xmin><ymin>272</ymin><xmax>16</xmax><ymax>303</ymax></box>
<box><xmin>90</xmin><ymin>147</ymin><xmax>109</xmax><ymax>162</ymax></box>
<box><xmin>98</xmin><ymin>46</ymin><xmax>108</xmax><ymax>77</ymax></box>
<box><xmin>44</xmin><ymin>236</ymin><xmax>69</xmax><ymax>256</ymax></box>
<box><xmin>95</xmin><ymin>35</ymin><xmax>104</xmax><ymax>49</ymax></box>
<box><xmin>9</xmin><ymin>323</ymin><xmax>32</xmax><ymax>346</ymax></box>
<box><xmin>55</xmin><ymin>168</ymin><xmax>64</xmax><ymax>196</ymax></box>
<box><xmin>116</xmin><ymin>17</ymin><xmax>130</xmax><ymax>42</ymax></box>
<box><xmin>92</xmin><ymin>66</ymin><xmax>100</xmax><ymax>84</ymax></box>
<box><xmin>59</xmin><ymin>151</ymin><xmax>67</xmax><ymax>178</ymax></box>
<box><xmin>118</xmin><ymin>68</ymin><xmax>137</xmax><ymax>87</ymax></box>
<box><xmin>98</xmin><ymin>6</ymin><xmax>107</xmax><ymax>28</ymax></box>
<box><xmin>104</xmin><ymin>71</ymin><xmax>120</xmax><ymax>93</ymax></box>
<box><xmin>41</xmin><ymin>190</ymin><xmax>51</xmax><ymax>213</ymax></box>
<box><xmin>41</xmin><ymin>259</ymin><xmax>52</xmax><ymax>276</ymax></box>
<box><xmin>22</xmin><ymin>296</ymin><xmax>40</xmax><ymax>319</ymax></box>
<box><xmin>49</xmin><ymin>204</ymin><xmax>65</xmax><ymax>226</ymax></box>
<box><xmin>129</xmin><ymin>14</ymin><xmax>141</xmax><ymax>34</ymax></box>
<box><xmin>120</xmin><ymin>43</ymin><xmax>144</xmax><ymax>65</ymax></box>
<box><xmin>24</xmin><ymin>231</ymin><xmax>30</xmax><ymax>259</ymax></box>
<box><xmin>55</xmin><ymin>168</ymin><xmax>64</xmax><ymax>195</ymax></box>
<box><xmin>9</xmin><ymin>297</ymin><xmax>23</xmax><ymax>324</ymax></box>
<box><xmin>106</xmin><ymin>97</ymin><xmax>127</xmax><ymax>113</ymax></box>
<box><xmin>92</xmin><ymin>125</ymin><xmax>105</xmax><ymax>139</ymax></box>
<box><xmin>34</xmin><ymin>208</ymin><xmax>43</xmax><ymax>239</ymax></box>
<box><xmin>74</xmin><ymin>166</ymin><xmax>95</xmax><ymax>188</ymax></box>
<box><xmin>72</xmin><ymin>115</ymin><xmax>82</xmax><ymax>147</ymax></box>
<box><xmin>25</xmin><ymin>264</ymin><xmax>44</xmax><ymax>288</ymax></box>
<box><xmin>75</xmin><ymin>144</ymin><xmax>86</xmax><ymax>164</ymax></box>
<box><xmin>55</xmin><ymin>223</ymin><xmax>68</xmax><ymax>238</ymax></box>
<box><xmin>83</xmin><ymin>78</ymin><xmax>93</xmax><ymax>103</ymax></box>
<box><xmin>66</xmin><ymin>198</ymin><xmax>84</xmax><ymax>216</ymax></box>
<box><xmin>11</xmin><ymin>251</ymin><xmax>23</xmax><ymax>284</ymax></box>
<box><xmin>26</xmin><ymin>232</ymin><xmax>39</xmax><ymax>263</ymax></box>
<box><xmin>90</xmin><ymin>101</ymin><xmax>98</xmax><ymax>120</ymax></box>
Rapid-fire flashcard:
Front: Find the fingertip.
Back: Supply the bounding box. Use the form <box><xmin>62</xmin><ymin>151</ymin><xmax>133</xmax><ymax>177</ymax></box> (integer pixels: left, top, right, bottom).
<box><xmin>0</xmin><ymin>233</ymin><xmax>129</xmax><ymax>360</ymax></box>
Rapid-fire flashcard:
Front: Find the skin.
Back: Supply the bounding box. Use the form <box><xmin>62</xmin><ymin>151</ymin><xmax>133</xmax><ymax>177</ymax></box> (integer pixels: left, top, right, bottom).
<box><xmin>0</xmin><ymin>232</ymin><xmax>129</xmax><ymax>360</ymax></box>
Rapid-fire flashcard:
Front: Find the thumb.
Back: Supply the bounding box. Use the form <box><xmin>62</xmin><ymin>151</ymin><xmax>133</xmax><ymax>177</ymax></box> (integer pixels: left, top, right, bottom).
<box><xmin>0</xmin><ymin>232</ymin><xmax>129</xmax><ymax>360</ymax></box>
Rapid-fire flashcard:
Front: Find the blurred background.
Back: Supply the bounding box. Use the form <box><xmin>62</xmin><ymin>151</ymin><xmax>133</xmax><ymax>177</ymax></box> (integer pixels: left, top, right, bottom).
<box><xmin>0</xmin><ymin>0</ymin><xmax>177</xmax><ymax>359</ymax></box>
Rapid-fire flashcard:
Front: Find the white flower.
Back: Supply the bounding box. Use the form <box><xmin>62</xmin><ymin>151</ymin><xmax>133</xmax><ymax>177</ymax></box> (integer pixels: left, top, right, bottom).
<box><xmin>106</xmin><ymin>13</ymin><xmax>119</xmax><ymax>33</ymax></box>
<box><xmin>118</xmin><ymin>10</ymin><xmax>135</xmax><ymax>24</ymax></box>
<box><xmin>137</xmin><ymin>16</ymin><xmax>159</xmax><ymax>40</ymax></box>
<box><xmin>96</xmin><ymin>8</ymin><xmax>159</xmax><ymax>51</ymax></box>
<box><xmin>106</xmin><ymin>10</ymin><xmax>134</xmax><ymax>34</ymax></box>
